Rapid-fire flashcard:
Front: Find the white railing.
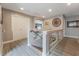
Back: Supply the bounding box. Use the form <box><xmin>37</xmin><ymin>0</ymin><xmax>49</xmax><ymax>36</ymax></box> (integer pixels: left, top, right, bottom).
<box><xmin>42</xmin><ymin>29</ymin><xmax>63</xmax><ymax>56</ymax></box>
<box><xmin>27</xmin><ymin>29</ymin><xmax>63</xmax><ymax>56</ymax></box>
<box><xmin>28</xmin><ymin>30</ymin><xmax>42</xmax><ymax>48</ymax></box>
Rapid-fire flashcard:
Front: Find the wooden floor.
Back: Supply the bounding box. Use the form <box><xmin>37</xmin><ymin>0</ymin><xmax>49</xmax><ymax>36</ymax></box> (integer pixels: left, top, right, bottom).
<box><xmin>5</xmin><ymin>40</ymin><xmax>42</xmax><ymax>56</ymax></box>
<box><xmin>5</xmin><ymin>37</ymin><xmax>79</xmax><ymax>56</ymax></box>
<box><xmin>50</xmin><ymin>37</ymin><xmax>79</xmax><ymax>56</ymax></box>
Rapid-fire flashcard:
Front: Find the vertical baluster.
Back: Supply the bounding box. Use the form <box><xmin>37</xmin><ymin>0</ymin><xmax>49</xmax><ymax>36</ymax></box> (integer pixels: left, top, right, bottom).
<box><xmin>42</xmin><ymin>31</ymin><xmax>49</xmax><ymax>56</ymax></box>
<box><xmin>27</xmin><ymin>31</ymin><xmax>31</xmax><ymax>46</ymax></box>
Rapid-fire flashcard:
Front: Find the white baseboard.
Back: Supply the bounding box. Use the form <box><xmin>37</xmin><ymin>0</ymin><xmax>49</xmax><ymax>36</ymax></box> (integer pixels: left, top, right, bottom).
<box><xmin>64</xmin><ymin>35</ymin><xmax>79</xmax><ymax>39</ymax></box>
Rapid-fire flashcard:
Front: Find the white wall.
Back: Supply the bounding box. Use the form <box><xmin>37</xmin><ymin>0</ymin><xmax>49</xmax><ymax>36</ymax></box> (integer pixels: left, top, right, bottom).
<box><xmin>2</xmin><ymin>9</ymin><xmax>13</xmax><ymax>42</ymax></box>
<box><xmin>65</xmin><ymin>16</ymin><xmax>79</xmax><ymax>38</ymax></box>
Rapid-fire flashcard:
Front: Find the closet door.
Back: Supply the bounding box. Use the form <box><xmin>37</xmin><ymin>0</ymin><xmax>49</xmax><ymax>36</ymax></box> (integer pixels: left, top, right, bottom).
<box><xmin>11</xmin><ymin>13</ymin><xmax>30</xmax><ymax>40</ymax></box>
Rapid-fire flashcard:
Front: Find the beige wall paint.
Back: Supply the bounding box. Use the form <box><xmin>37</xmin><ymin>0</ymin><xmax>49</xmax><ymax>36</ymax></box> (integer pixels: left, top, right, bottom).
<box><xmin>2</xmin><ymin>9</ymin><xmax>13</xmax><ymax>42</ymax></box>
<box><xmin>2</xmin><ymin>8</ymin><xmax>34</xmax><ymax>41</ymax></box>
<box><xmin>0</xmin><ymin>6</ymin><xmax>2</xmax><ymax>23</ymax></box>
<box><xmin>0</xmin><ymin>5</ymin><xmax>2</xmax><ymax>55</ymax></box>
<box><xmin>30</xmin><ymin>18</ymin><xmax>35</xmax><ymax>30</ymax></box>
<box><xmin>0</xmin><ymin>5</ymin><xmax>2</xmax><ymax>43</ymax></box>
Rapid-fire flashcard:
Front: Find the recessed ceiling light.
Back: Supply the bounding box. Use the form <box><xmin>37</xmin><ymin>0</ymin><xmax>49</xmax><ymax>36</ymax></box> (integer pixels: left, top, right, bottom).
<box><xmin>67</xmin><ymin>3</ymin><xmax>71</xmax><ymax>6</ymax></box>
<box><xmin>20</xmin><ymin>8</ymin><xmax>24</xmax><ymax>10</ymax></box>
<box><xmin>48</xmin><ymin>9</ymin><xmax>52</xmax><ymax>12</ymax></box>
<box><xmin>42</xmin><ymin>16</ymin><xmax>45</xmax><ymax>18</ymax></box>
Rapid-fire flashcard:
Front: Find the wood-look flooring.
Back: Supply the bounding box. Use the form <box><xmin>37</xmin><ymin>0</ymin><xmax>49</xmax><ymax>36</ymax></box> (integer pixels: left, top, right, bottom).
<box><xmin>5</xmin><ymin>37</ymin><xmax>79</xmax><ymax>56</ymax></box>
<box><xmin>5</xmin><ymin>40</ymin><xmax>42</xmax><ymax>56</ymax></box>
<box><xmin>50</xmin><ymin>37</ymin><xmax>79</xmax><ymax>56</ymax></box>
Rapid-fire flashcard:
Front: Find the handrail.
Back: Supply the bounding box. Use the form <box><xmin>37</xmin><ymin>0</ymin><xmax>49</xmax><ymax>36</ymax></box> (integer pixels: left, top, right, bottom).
<box><xmin>42</xmin><ymin>29</ymin><xmax>63</xmax><ymax>32</ymax></box>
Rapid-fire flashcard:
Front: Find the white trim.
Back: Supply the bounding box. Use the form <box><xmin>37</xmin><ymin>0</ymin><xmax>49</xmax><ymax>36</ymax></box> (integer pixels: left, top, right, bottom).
<box><xmin>42</xmin><ymin>31</ymin><xmax>49</xmax><ymax>56</ymax></box>
<box><xmin>42</xmin><ymin>51</ymin><xmax>49</xmax><ymax>56</ymax></box>
<box><xmin>42</xmin><ymin>31</ymin><xmax>47</xmax><ymax>56</ymax></box>
<box><xmin>65</xmin><ymin>35</ymin><xmax>79</xmax><ymax>39</ymax></box>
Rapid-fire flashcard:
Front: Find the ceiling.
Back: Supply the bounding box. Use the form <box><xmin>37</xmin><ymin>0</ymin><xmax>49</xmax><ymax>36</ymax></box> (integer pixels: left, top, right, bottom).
<box><xmin>1</xmin><ymin>3</ymin><xmax>79</xmax><ymax>18</ymax></box>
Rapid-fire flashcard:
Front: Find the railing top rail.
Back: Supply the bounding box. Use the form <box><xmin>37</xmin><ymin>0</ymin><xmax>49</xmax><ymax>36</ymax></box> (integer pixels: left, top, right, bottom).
<box><xmin>42</xmin><ymin>29</ymin><xmax>63</xmax><ymax>32</ymax></box>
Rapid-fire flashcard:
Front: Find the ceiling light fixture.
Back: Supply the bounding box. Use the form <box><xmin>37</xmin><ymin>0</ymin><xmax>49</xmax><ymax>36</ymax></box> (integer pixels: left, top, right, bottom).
<box><xmin>48</xmin><ymin>9</ymin><xmax>52</xmax><ymax>12</ymax></box>
<box><xmin>20</xmin><ymin>8</ymin><xmax>24</xmax><ymax>10</ymax></box>
<box><xmin>42</xmin><ymin>16</ymin><xmax>45</xmax><ymax>18</ymax></box>
<box><xmin>67</xmin><ymin>3</ymin><xmax>71</xmax><ymax>6</ymax></box>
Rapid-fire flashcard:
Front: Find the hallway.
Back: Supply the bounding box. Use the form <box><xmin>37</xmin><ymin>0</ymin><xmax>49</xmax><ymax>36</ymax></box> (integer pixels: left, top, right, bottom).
<box><xmin>4</xmin><ymin>37</ymin><xmax>79</xmax><ymax>56</ymax></box>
